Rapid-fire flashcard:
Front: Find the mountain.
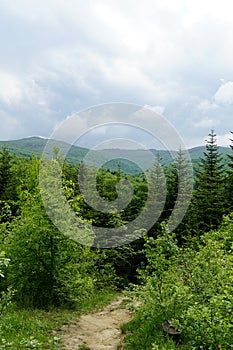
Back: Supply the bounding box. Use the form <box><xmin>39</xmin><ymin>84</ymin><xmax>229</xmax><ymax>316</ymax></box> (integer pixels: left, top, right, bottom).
<box><xmin>0</xmin><ymin>137</ymin><xmax>89</xmax><ymax>165</ymax></box>
<box><xmin>0</xmin><ymin>136</ymin><xmax>231</xmax><ymax>174</ymax></box>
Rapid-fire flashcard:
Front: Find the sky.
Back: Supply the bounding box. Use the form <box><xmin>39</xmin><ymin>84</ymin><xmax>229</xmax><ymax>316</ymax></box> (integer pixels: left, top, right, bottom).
<box><xmin>0</xmin><ymin>0</ymin><xmax>233</xmax><ymax>149</ymax></box>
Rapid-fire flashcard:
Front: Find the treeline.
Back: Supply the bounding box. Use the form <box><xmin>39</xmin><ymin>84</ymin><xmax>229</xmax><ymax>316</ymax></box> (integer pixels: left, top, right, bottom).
<box><xmin>0</xmin><ymin>129</ymin><xmax>232</xmax><ymax>313</ymax></box>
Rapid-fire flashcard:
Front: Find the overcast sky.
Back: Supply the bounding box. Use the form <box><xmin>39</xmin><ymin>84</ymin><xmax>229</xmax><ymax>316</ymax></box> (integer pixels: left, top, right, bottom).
<box><xmin>0</xmin><ymin>0</ymin><xmax>233</xmax><ymax>149</ymax></box>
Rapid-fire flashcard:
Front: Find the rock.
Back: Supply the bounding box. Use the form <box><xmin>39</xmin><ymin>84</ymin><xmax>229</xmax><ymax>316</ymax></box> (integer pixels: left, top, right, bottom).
<box><xmin>162</xmin><ymin>319</ymin><xmax>180</xmax><ymax>342</ymax></box>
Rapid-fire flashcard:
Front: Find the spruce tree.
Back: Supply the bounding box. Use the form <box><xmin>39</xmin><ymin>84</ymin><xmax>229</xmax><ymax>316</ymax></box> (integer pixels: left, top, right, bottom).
<box><xmin>192</xmin><ymin>130</ymin><xmax>224</xmax><ymax>233</ymax></box>
<box><xmin>0</xmin><ymin>146</ymin><xmax>13</xmax><ymax>200</ymax></box>
<box><xmin>164</xmin><ymin>148</ymin><xmax>193</xmax><ymax>242</ymax></box>
<box><xmin>228</xmin><ymin>131</ymin><xmax>233</xmax><ymax>166</ymax></box>
<box><xmin>146</xmin><ymin>153</ymin><xmax>167</xmax><ymax>237</ymax></box>
<box><xmin>225</xmin><ymin>131</ymin><xmax>233</xmax><ymax>212</ymax></box>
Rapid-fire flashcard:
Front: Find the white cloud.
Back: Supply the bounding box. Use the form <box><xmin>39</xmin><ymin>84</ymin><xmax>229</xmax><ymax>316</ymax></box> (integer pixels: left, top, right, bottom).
<box><xmin>0</xmin><ymin>1</ymin><xmax>232</xmax><ymax>145</ymax></box>
<box><xmin>144</xmin><ymin>105</ymin><xmax>165</xmax><ymax>115</ymax></box>
<box><xmin>183</xmin><ymin>132</ymin><xmax>232</xmax><ymax>149</ymax></box>
<box><xmin>198</xmin><ymin>100</ymin><xmax>218</xmax><ymax>111</ymax></box>
<box><xmin>193</xmin><ymin>117</ymin><xmax>220</xmax><ymax>129</ymax></box>
<box><xmin>0</xmin><ymin>71</ymin><xmax>23</xmax><ymax>105</ymax></box>
<box><xmin>217</xmin><ymin>132</ymin><xmax>232</xmax><ymax>147</ymax></box>
<box><xmin>0</xmin><ymin>109</ymin><xmax>24</xmax><ymax>140</ymax></box>
<box><xmin>214</xmin><ymin>81</ymin><xmax>233</xmax><ymax>105</ymax></box>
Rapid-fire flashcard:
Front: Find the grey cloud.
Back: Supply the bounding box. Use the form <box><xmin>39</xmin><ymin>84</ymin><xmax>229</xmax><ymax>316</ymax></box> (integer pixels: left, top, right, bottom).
<box><xmin>0</xmin><ymin>0</ymin><xmax>232</xmax><ymax>146</ymax></box>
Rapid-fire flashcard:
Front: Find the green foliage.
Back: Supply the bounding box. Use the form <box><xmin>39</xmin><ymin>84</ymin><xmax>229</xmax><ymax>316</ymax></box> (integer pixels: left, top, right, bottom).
<box><xmin>0</xmin><ymin>307</ymin><xmax>66</xmax><ymax>349</ymax></box>
<box><xmin>122</xmin><ymin>225</ymin><xmax>183</xmax><ymax>349</ymax></box>
<box><xmin>68</xmin><ymin>164</ymin><xmax>147</xmax><ymax>285</ymax></box>
<box><xmin>78</xmin><ymin>345</ymin><xmax>91</xmax><ymax>350</ymax></box>
<box><xmin>177</xmin><ymin>217</ymin><xmax>233</xmax><ymax>348</ymax></box>
<box><xmin>77</xmin><ymin>288</ymin><xmax>119</xmax><ymax>314</ymax></box>
<box><xmin>123</xmin><ymin>215</ymin><xmax>233</xmax><ymax>349</ymax></box>
<box><xmin>1</xmin><ymin>132</ymin><xmax>233</xmax><ymax>349</ymax></box>
<box><xmin>0</xmin><ymin>146</ymin><xmax>12</xmax><ymax>200</ymax></box>
<box><xmin>227</xmin><ymin>131</ymin><xmax>233</xmax><ymax>168</ymax></box>
<box><xmin>225</xmin><ymin>131</ymin><xmax>233</xmax><ymax>212</ymax></box>
<box><xmin>1</xmin><ymin>136</ymin><xmax>231</xmax><ymax>173</ymax></box>
<box><xmin>0</xmin><ymin>251</ymin><xmax>14</xmax><ymax>316</ymax></box>
<box><xmin>0</xmin><ymin>201</ymin><xmax>13</xmax><ymax>224</ymax></box>
<box><xmin>0</xmin><ymin>289</ymin><xmax>118</xmax><ymax>349</ymax></box>
<box><xmin>191</xmin><ymin>130</ymin><xmax>225</xmax><ymax>233</ymax></box>
<box><xmin>0</xmin><ymin>153</ymin><xmax>121</xmax><ymax>310</ymax></box>
<box><xmin>164</xmin><ymin>149</ymin><xmax>193</xmax><ymax>242</ymax></box>
<box><xmin>4</xmin><ymin>192</ymin><xmax>100</xmax><ymax>308</ymax></box>
<box><xmin>0</xmin><ymin>250</ymin><xmax>9</xmax><ymax>278</ymax></box>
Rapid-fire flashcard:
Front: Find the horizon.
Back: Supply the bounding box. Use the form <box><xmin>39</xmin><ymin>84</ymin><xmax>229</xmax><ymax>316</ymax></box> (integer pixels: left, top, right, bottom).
<box><xmin>1</xmin><ymin>135</ymin><xmax>231</xmax><ymax>151</ymax></box>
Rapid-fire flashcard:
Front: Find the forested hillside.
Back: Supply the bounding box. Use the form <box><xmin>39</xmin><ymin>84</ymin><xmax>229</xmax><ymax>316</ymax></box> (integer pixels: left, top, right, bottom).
<box><xmin>0</xmin><ymin>136</ymin><xmax>231</xmax><ymax>173</ymax></box>
<box><xmin>0</xmin><ymin>130</ymin><xmax>233</xmax><ymax>349</ymax></box>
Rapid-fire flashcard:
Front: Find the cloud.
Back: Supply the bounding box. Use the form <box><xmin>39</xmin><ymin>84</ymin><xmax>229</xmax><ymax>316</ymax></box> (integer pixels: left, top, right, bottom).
<box><xmin>193</xmin><ymin>117</ymin><xmax>220</xmax><ymax>129</ymax></box>
<box><xmin>0</xmin><ymin>0</ymin><xmax>232</xmax><ymax>146</ymax></box>
<box><xmin>214</xmin><ymin>81</ymin><xmax>233</xmax><ymax>105</ymax></box>
<box><xmin>144</xmin><ymin>105</ymin><xmax>165</xmax><ymax>115</ymax></box>
<box><xmin>198</xmin><ymin>100</ymin><xmax>218</xmax><ymax>111</ymax></box>
<box><xmin>0</xmin><ymin>71</ymin><xmax>23</xmax><ymax>106</ymax></box>
<box><xmin>0</xmin><ymin>109</ymin><xmax>24</xmax><ymax>139</ymax></box>
<box><xmin>217</xmin><ymin>132</ymin><xmax>232</xmax><ymax>147</ymax></box>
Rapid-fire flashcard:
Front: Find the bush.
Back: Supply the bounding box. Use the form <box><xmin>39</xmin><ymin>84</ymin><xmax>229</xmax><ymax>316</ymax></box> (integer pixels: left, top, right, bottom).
<box><xmin>3</xmin><ymin>194</ymin><xmax>116</xmax><ymax>308</ymax></box>
<box><xmin>0</xmin><ymin>251</ymin><xmax>13</xmax><ymax>315</ymax></box>
<box><xmin>123</xmin><ymin>216</ymin><xmax>233</xmax><ymax>349</ymax></box>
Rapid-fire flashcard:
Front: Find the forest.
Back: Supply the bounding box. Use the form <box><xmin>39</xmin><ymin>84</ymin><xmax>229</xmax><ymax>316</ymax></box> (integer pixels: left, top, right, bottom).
<box><xmin>0</xmin><ymin>129</ymin><xmax>233</xmax><ymax>349</ymax></box>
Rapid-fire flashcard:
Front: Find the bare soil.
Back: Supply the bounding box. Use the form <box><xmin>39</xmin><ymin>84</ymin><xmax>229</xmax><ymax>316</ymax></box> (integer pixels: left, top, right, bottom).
<box><xmin>59</xmin><ymin>297</ymin><xmax>132</xmax><ymax>350</ymax></box>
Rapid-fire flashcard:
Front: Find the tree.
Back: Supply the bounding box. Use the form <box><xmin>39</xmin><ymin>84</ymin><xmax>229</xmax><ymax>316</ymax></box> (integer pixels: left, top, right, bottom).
<box><xmin>192</xmin><ymin>130</ymin><xmax>224</xmax><ymax>233</ymax></box>
<box><xmin>0</xmin><ymin>147</ymin><xmax>21</xmax><ymax>222</ymax></box>
<box><xmin>225</xmin><ymin>131</ymin><xmax>233</xmax><ymax>212</ymax></box>
<box><xmin>145</xmin><ymin>153</ymin><xmax>166</xmax><ymax>237</ymax></box>
<box><xmin>4</xmin><ymin>157</ymin><xmax>107</xmax><ymax>308</ymax></box>
<box><xmin>164</xmin><ymin>148</ymin><xmax>193</xmax><ymax>242</ymax></box>
<box><xmin>0</xmin><ymin>146</ymin><xmax>13</xmax><ymax>200</ymax></box>
<box><xmin>228</xmin><ymin>131</ymin><xmax>233</xmax><ymax>167</ymax></box>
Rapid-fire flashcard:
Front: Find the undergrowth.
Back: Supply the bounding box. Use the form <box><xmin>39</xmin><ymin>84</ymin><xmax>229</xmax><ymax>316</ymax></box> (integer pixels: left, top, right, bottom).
<box><xmin>0</xmin><ymin>288</ymin><xmax>118</xmax><ymax>349</ymax></box>
<box><xmin>121</xmin><ymin>216</ymin><xmax>233</xmax><ymax>349</ymax></box>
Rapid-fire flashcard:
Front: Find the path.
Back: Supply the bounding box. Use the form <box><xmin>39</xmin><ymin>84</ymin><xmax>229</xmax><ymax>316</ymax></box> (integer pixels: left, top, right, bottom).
<box><xmin>60</xmin><ymin>297</ymin><xmax>132</xmax><ymax>350</ymax></box>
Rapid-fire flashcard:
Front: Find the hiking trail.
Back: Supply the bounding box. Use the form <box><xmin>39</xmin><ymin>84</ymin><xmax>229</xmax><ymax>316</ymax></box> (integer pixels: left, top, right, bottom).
<box><xmin>59</xmin><ymin>297</ymin><xmax>132</xmax><ymax>350</ymax></box>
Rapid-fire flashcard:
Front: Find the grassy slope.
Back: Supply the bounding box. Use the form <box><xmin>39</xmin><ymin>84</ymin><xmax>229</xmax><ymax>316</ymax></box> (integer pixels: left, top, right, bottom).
<box><xmin>0</xmin><ymin>289</ymin><xmax>119</xmax><ymax>349</ymax></box>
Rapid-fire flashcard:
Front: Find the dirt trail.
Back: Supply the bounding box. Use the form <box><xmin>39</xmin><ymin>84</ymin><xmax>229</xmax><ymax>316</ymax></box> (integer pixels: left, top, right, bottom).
<box><xmin>60</xmin><ymin>297</ymin><xmax>132</xmax><ymax>350</ymax></box>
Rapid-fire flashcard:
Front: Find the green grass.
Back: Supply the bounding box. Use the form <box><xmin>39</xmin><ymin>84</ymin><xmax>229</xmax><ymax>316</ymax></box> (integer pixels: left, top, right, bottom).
<box><xmin>0</xmin><ymin>288</ymin><xmax>119</xmax><ymax>349</ymax></box>
<box><xmin>78</xmin><ymin>288</ymin><xmax>119</xmax><ymax>314</ymax></box>
<box><xmin>77</xmin><ymin>345</ymin><xmax>91</xmax><ymax>350</ymax></box>
<box><xmin>120</xmin><ymin>309</ymin><xmax>190</xmax><ymax>350</ymax></box>
<box><xmin>0</xmin><ymin>306</ymin><xmax>66</xmax><ymax>349</ymax></box>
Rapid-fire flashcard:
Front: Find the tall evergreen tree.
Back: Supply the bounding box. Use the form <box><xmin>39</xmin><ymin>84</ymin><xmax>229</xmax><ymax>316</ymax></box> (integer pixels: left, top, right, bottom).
<box><xmin>146</xmin><ymin>153</ymin><xmax>166</xmax><ymax>237</ymax></box>
<box><xmin>0</xmin><ymin>146</ymin><xmax>14</xmax><ymax>200</ymax></box>
<box><xmin>225</xmin><ymin>131</ymin><xmax>233</xmax><ymax>212</ymax></box>
<box><xmin>164</xmin><ymin>148</ymin><xmax>193</xmax><ymax>242</ymax></box>
<box><xmin>192</xmin><ymin>130</ymin><xmax>224</xmax><ymax>233</ymax></box>
<box><xmin>228</xmin><ymin>131</ymin><xmax>233</xmax><ymax>166</ymax></box>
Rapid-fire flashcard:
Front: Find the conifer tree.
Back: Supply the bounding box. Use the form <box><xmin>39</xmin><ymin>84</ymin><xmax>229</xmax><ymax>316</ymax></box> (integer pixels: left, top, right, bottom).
<box><xmin>146</xmin><ymin>153</ymin><xmax>166</xmax><ymax>237</ymax></box>
<box><xmin>225</xmin><ymin>131</ymin><xmax>233</xmax><ymax>212</ymax></box>
<box><xmin>192</xmin><ymin>130</ymin><xmax>224</xmax><ymax>233</ymax></box>
<box><xmin>0</xmin><ymin>146</ymin><xmax>13</xmax><ymax>200</ymax></box>
<box><xmin>228</xmin><ymin>131</ymin><xmax>233</xmax><ymax>166</ymax></box>
<box><xmin>164</xmin><ymin>148</ymin><xmax>193</xmax><ymax>242</ymax></box>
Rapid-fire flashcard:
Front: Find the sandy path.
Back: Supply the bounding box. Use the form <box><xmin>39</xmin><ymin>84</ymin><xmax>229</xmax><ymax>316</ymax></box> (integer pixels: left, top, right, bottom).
<box><xmin>60</xmin><ymin>297</ymin><xmax>132</xmax><ymax>350</ymax></box>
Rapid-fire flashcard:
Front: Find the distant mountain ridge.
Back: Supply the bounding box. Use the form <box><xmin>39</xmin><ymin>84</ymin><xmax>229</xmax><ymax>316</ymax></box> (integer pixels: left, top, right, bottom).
<box><xmin>0</xmin><ymin>136</ymin><xmax>89</xmax><ymax>165</ymax></box>
<box><xmin>0</xmin><ymin>136</ymin><xmax>231</xmax><ymax>174</ymax></box>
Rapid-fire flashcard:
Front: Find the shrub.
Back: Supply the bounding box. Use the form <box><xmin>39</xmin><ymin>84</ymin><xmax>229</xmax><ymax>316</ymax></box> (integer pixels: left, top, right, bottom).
<box><xmin>123</xmin><ymin>215</ymin><xmax>233</xmax><ymax>349</ymax></box>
